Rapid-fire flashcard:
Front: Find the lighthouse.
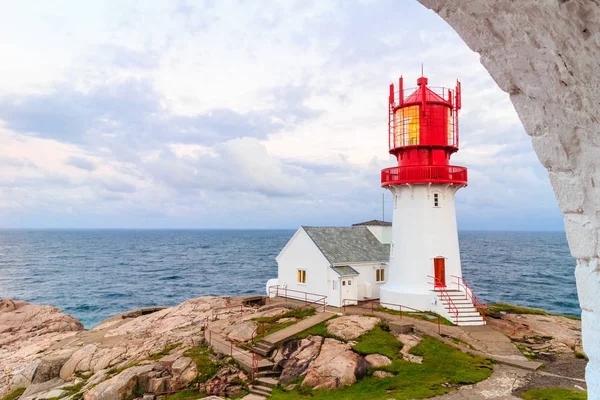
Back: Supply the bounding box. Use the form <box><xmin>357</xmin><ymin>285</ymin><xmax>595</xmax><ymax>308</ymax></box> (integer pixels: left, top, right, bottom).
<box><xmin>380</xmin><ymin>75</ymin><xmax>485</xmax><ymax>326</ymax></box>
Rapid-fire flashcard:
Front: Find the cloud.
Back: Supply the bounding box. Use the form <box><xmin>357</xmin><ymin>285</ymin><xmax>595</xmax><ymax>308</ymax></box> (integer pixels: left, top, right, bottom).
<box><xmin>0</xmin><ymin>0</ymin><xmax>564</xmax><ymax>230</ymax></box>
<box><xmin>67</xmin><ymin>156</ymin><xmax>96</xmax><ymax>171</ymax></box>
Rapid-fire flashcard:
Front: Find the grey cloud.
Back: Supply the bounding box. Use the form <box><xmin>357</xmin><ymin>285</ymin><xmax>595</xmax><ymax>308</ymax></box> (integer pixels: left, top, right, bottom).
<box><xmin>101</xmin><ymin>179</ymin><xmax>137</xmax><ymax>194</ymax></box>
<box><xmin>0</xmin><ymin>80</ymin><xmax>322</xmax><ymax>152</ymax></box>
<box><xmin>67</xmin><ymin>156</ymin><xmax>96</xmax><ymax>171</ymax></box>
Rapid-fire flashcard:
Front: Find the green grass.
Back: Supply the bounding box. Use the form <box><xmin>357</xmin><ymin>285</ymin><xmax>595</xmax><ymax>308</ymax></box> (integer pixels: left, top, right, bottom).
<box><xmin>520</xmin><ymin>388</ymin><xmax>587</xmax><ymax>400</ymax></box>
<box><xmin>148</xmin><ymin>343</ymin><xmax>181</xmax><ymax>360</ymax></box>
<box><xmin>352</xmin><ymin>324</ymin><xmax>403</xmax><ymax>360</ymax></box>
<box><xmin>1</xmin><ymin>388</ymin><xmax>25</xmax><ymax>400</ymax></box>
<box><xmin>374</xmin><ymin>307</ymin><xmax>454</xmax><ymax>326</ymax></box>
<box><xmin>165</xmin><ymin>389</ymin><xmax>206</xmax><ymax>400</ymax></box>
<box><xmin>292</xmin><ymin>319</ymin><xmax>341</xmax><ymax>341</ymax></box>
<box><xmin>449</xmin><ymin>337</ymin><xmax>476</xmax><ymax>350</ymax></box>
<box><xmin>487</xmin><ymin>303</ymin><xmax>581</xmax><ymax>320</ymax></box>
<box><xmin>270</xmin><ymin>336</ymin><xmax>493</xmax><ymax>400</ymax></box>
<box><xmin>184</xmin><ymin>343</ymin><xmax>220</xmax><ymax>383</ymax></box>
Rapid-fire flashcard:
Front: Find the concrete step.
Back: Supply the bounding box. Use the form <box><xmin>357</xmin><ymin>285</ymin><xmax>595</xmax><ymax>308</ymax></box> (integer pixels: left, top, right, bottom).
<box><xmin>257</xmin><ymin>369</ymin><xmax>282</xmax><ymax>378</ymax></box>
<box><xmin>249</xmin><ymin>385</ymin><xmax>272</xmax><ymax>397</ymax></box>
<box><xmin>254</xmin><ymin>341</ymin><xmax>271</xmax><ymax>349</ymax></box>
<box><xmin>252</xmin><ymin>348</ymin><xmax>270</xmax><ymax>357</ymax></box>
<box><xmin>456</xmin><ymin>312</ymin><xmax>482</xmax><ymax>318</ymax></box>
<box><xmin>457</xmin><ymin>317</ymin><xmax>485</xmax><ymax>323</ymax></box>
<box><xmin>256</xmin><ymin>377</ymin><xmax>279</xmax><ymax>388</ymax></box>
<box><xmin>458</xmin><ymin>320</ymin><xmax>486</xmax><ymax>326</ymax></box>
<box><xmin>442</xmin><ymin>298</ymin><xmax>472</xmax><ymax>303</ymax></box>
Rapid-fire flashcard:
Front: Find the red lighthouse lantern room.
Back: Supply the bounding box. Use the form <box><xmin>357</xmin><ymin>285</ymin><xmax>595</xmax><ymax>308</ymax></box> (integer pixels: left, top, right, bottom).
<box><xmin>381</xmin><ymin>76</ymin><xmax>467</xmax><ymax>186</ymax></box>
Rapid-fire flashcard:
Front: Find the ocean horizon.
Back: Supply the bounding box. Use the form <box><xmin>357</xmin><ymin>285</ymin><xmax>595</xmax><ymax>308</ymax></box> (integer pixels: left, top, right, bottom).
<box><xmin>0</xmin><ymin>229</ymin><xmax>578</xmax><ymax>328</ymax></box>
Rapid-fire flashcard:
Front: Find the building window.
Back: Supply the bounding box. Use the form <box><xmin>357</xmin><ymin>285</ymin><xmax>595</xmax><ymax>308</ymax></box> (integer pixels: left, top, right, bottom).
<box><xmin>333</xmin><ymin>280</ymin><xmax>338</xmax><ymax>290</ymax></box>
<box><xmin>297</xmin><ymin>269</ymin><xmax>306</xmax><ymax>284</ymax></box>
<box><xmin>348</xmin><ymin>279</ymin><xmax>352</xmax><ymax>285</ymax></box>
<box><xmin>433</xmin><ymin>193</ymin><xmax>440</xmax><ymax>207</ymax></box>
<box><xmin>376</xmin><ymin>268</ymin><xmax>385</xmax><ymax>282</ymax></box>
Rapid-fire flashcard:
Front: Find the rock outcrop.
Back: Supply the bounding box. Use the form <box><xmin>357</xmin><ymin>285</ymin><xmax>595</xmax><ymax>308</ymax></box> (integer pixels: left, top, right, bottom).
<box><xmin>0</xmin><ymin>299</ymin><xmax>84</xmax><ymax>395</ymax></box>
<box><xmin>488</xmin><ymin>313</ymin><xmax>582</xmax><ymax>354</ymax></box>
<box><xmin>416</xmin><ymin>0</ymin><xmax>600</xmax><ymax>395</ymax></box>
<box><xmin>301</xmin><ymin>338</ymin><xmax>369</xmax><ymax>389</ymax></box>
<box><xmin>326</xmin><ymin>315</ymin><xmax>380</xmax><ymax>340</ymax></box>
<box><xmin>0</xmin><ymin>296</ymin><xmax>234</xmax><ymax>398</ymax></box>
<box><xmin>277</xmin><ymin>335</ymin><xmax>323</xmax><ymax>384</ymax></box>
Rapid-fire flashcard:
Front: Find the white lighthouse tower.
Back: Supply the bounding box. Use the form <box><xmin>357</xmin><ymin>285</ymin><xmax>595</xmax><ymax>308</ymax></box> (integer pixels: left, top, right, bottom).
<box><xmin>380</xmin><ymin>75</ymin><xmax>485</xmax><ymax>326</ymax></box>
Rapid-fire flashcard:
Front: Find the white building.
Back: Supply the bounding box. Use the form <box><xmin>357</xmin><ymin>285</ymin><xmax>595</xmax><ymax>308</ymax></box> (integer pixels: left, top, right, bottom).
<box><xmin>266</xmin><ymin>220</ymin><xmax>391</xmax><ymax>308</ymax></box>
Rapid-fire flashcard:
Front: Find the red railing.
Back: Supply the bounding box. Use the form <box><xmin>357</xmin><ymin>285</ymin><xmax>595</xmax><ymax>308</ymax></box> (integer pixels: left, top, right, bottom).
<box><xmin>341</xmin><ymin>298</ymin><xmax>441</xmax><ymax>333</ymax></box>
<box><xmin>381</xmin><ymin>165</ymin><xmax>467</xmax><ymax>186</ymax></box>
<box><xmin>206</xmin><ymin>329</ymin><xmax>259</xmax><ymax>381</ymax></box>
<box><xmin>268</xmin><ymin>285</ymin><xmax>327</xmax><ymax>312</ymax></box>
<box><xmin>427</xmin><ymin>275</ymin><xmax>459</xmax><ymax>325</ymax></box>
<box><xmin>451</xmin><ymin>275</ymin><xmax>486</xmax><ymax>324</ymax></box>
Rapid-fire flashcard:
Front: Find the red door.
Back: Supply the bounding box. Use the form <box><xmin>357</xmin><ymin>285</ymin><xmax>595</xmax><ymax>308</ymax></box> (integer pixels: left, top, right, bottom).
<box><xmin>434</xmin><ymin>257</ymin><xmax>446</xmax><ymax>287</ymax></box>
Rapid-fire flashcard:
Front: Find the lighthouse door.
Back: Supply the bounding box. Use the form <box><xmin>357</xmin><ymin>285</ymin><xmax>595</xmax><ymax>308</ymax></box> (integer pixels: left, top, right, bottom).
<box><xmin>434</xmin><ymin>258</ymin><xmax>446</xmax><ymax>287</ymax></box>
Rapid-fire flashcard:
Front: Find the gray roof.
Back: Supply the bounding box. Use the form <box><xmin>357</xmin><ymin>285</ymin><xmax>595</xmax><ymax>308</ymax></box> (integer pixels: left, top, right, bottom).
<box><xmin>331</xmin><ymin>266</ymin><xmax>360</xmax><ymax>276</ymax></box>
<box><xmin>352</xmin><ymin>219</ymin><xmax>392</xmax><ymax>227</ymax></box>
<box><xmin>303</xmin><ymin>226</ymin><xmax>390</xmax><ymax>264</ymax></box>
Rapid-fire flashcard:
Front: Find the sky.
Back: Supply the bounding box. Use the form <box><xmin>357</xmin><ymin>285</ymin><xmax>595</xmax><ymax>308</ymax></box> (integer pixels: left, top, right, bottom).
<box><xmin>0</xmin><ymin>0</ymin><xmax>565</xmax><ymax>230</ymax></box>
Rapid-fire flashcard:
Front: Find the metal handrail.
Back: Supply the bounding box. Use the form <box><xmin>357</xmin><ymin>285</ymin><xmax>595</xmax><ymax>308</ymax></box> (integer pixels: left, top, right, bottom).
<box><xmin>268</xmin><ymin>285</ymin><xmax>327</xmax><ymax>311</ymax></box>
<box><xmin>341</xmin><ymin>298</ymin><xmax>441</xmax><ymax>333</ymax></box>
<box><xmin>427</xmin><ymin>275</ymin><xmax>459</xmax><ymax>325</ymax></box>
<box><xmin>206</xmin><ymin>329</ymin><xmax>259</xmax><ymax>381</ymax></box>
<box><xmin>451</xmin><ymin>275</ymin><xmax>487</xmax><ymax>324</ymax></box>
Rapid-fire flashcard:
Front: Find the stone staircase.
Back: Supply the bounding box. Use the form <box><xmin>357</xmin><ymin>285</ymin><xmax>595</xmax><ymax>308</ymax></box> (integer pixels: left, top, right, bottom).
<box><xmin>245</xmin><ymin>312</ymin><xmax>335</xmax><ymax>398</ymax></box>
<box><xmin>253</xmin><ymin>338</ymin><xmax>275</xmax><ymax>357</ymax></box>
<box><xmin>248</xmin><ymin>370</ymin><xmax>281</xmax><ymax>398</ymax></box>
<box><xmin>435</xmin><ymin>289</ymin><xmax>485</xmax><ymax>326</ymax></box>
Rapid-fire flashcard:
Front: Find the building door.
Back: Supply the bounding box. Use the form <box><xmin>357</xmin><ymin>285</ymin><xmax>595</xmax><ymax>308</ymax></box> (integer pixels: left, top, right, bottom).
<box><xmin>434</xmin><ymin>257</ymin><xmax>446</xmax><ymax>287</ymax></box>
<box><xmin>341</xmin><ymin>278</ymin><xmax>355</xmax><ymax>305</ymax></box>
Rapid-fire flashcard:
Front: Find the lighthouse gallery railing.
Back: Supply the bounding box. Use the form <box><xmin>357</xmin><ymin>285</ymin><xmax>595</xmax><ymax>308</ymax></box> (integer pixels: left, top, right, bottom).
<box><xmin>381</xmin><ymin>165</ymin><xmax>467</xmax><ymax>186</ymax></box>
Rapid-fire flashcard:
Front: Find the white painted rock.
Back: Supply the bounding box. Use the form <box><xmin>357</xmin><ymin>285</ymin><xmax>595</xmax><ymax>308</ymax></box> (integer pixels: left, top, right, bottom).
<box><xmin>365</xmin><ymin>354</ymin><xmax>392</xmax><ymax>367</ymax></box>
<box><xmin>326</xmin><ymin>315</ymin><xmax>380</xmax><ymax>340</ymax></box>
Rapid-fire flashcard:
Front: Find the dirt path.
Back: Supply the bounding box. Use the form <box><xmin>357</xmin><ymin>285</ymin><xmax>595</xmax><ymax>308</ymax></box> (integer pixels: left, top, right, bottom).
<box><xmin>431</xmin><ymin>365</ymin><xmax>528</xmax><ymax>399</ymax></box>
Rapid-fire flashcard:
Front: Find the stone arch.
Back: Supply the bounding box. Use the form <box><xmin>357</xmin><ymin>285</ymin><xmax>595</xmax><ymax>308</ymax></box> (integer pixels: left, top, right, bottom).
<box><xmin>416</xmin><ymin>0</ymin><xmax>600</xmax><ymax>395</ymax></box>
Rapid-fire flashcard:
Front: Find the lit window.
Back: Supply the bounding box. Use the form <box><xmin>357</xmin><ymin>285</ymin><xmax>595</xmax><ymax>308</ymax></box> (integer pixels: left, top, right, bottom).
<box><xmin>376</xmin><ymin>268</ymin><xmax>385</xmax><ymax>282</ymax></box>
<box><xmin>297</xmin><ymin>269</ymin><xmax>306</xmax><ymax>283</ymax></box>
<box><xmin>433</xmin><ymin>193</ymin><xmax>440</xmax><ymax>207</ymax></box>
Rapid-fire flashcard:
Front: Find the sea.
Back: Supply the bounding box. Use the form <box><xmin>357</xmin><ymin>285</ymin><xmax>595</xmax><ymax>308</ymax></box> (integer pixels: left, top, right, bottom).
<box><xmin>0</xmin><ymin>230</ymin><xmax>579</xmax><ymax>328</ymax></box>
